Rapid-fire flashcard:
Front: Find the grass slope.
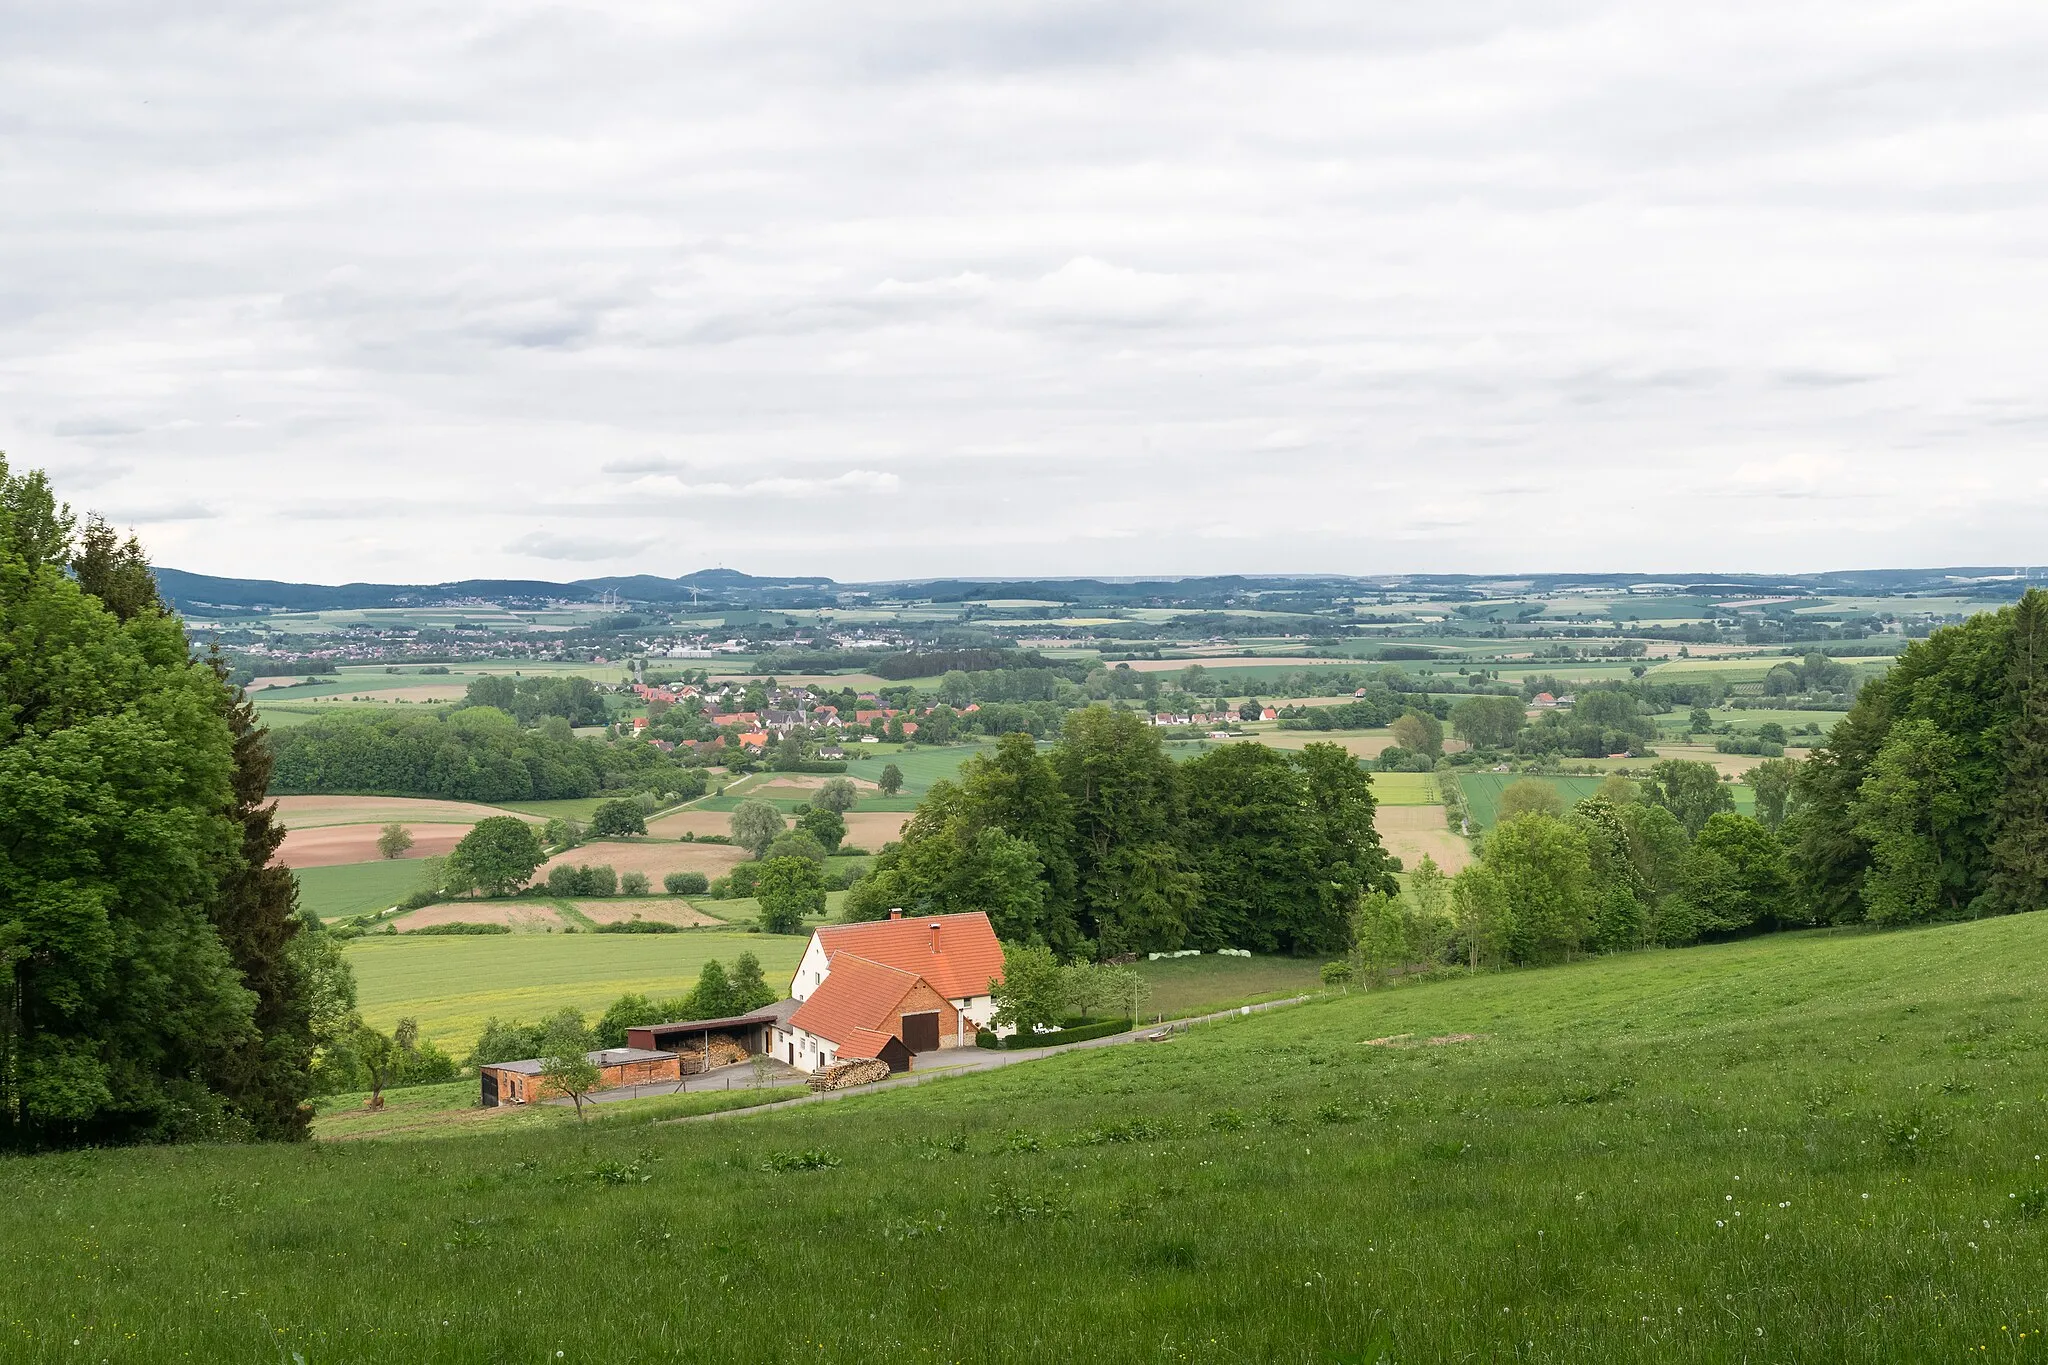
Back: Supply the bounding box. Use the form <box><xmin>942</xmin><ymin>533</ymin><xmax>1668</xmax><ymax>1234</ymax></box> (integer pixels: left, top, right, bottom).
<box><xmin>346</xmin><ymin>931</ymin><xmax>810</xmax><ymax>1050</ymax></box>
<box><xmin>8</xmin><ymin>917</ymin><xmax>2048</xmax><ymax>1361</ymax></box>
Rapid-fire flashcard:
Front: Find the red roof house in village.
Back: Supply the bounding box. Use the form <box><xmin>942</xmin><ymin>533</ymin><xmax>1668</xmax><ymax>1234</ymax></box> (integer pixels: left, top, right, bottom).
<box><xmin>768</xmin><ymin>910</ymin><xmax>1008</xmax><ymax>1073</ymax></box>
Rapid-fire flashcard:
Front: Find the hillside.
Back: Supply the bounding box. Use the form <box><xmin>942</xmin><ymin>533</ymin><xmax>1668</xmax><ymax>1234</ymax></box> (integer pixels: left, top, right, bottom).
<box><xmin>6</xmin><ymin>917</ymin><xmax>2045</xmax><ymax>1361</ymax></box>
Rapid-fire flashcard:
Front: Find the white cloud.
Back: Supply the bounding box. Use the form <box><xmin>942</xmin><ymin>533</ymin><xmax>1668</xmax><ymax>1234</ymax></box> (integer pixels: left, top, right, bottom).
<box><xmin>3</xmin><ymin>0</ymin><xmax>2047</xmax><ymax>581</ymax></box>
<box><xmin>506</xmin><ymin>530</ymin><xmax>663</xmax><ymax>562</ymax></box>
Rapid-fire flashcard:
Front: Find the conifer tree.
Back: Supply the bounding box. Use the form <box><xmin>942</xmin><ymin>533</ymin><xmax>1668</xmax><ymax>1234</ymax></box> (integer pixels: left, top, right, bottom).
<box><xmin>1983</xmin><ymin>590</ymin><xmax>2048</xmax><ymax>916</ymax></box>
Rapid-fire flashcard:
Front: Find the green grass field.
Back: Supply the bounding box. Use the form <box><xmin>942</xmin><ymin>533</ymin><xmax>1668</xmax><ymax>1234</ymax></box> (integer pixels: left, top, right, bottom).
<box><xmin>10</xmin><ymin>915</ymin><xmax>2048</xmax><ymax>1360</ymax></box>
<box><xmin>1369</xmin><ymin>771</ymin><xmax>1441</xmax><ymax>805</ymax></box>
<box><xmin>694</xmin><ymin>744</ymin><xmax>991</xmax><ymax>814</ymax></box>
<box><xmin>295</xmin><ymin>860</ymin><xmax>431</xmax><ymax>920</ymax></box>
<box><xmin>1456</xmin><ymin>772</ymin><xmax>1611</xmax><ymax>828</ymax></box>
<box><xmin>346</xmin><ymin>931</ymin><xmax>811</xmax><ymax>1051</ymax></box>
<box><xmin>1130</xmin><ymin>953</ymin><xmax>1328</xmax><ymax>1018</ymax></box>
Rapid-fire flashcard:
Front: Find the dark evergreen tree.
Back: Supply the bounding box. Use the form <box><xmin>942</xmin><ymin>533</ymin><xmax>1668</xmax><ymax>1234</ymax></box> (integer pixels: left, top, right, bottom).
<box><xmin>1982</xmin><ymin>590</ymin><xmax>2048</xmax><ymax>915</ymax></box>
<box><xmin>203</xmin><ymin>665</ymin><xmax>318</xmax><ymax>1139</ymax></box>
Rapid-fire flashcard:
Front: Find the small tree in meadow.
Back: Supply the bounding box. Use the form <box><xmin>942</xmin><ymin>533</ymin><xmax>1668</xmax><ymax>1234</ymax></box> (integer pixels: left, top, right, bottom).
<box><xmin>539</xmin><ymin>1023</ymin><xmax>602</xmax><ymax>1124</ymax></box>
<box><xmin>619</xmin><ymin>871</ymin><xmax>650</xmax><ymax>896</ymax></box>
<box><xmin>730</xmin><ymin>800</ymin><xmax>786</xmax><ymax>858</ymax></box>
<box><xmin>664</xmin><ymin>870</ymin><xmax>709</xmax><ymax>895</ymax></box>
<box><xmin>1060</xmin><ymin>962</ymin><xmax>1110</xmax><ymax>1022</ymax></box>
<box><xmin>878</xmin><ymin>763</ymin><xmax>904</xmax><ymax>797</ymax></box>
<box><xmin>755</xmin><ymin>857</ymin><xmax>827</xmax><ymax>933</ymax></box>
<box><xmin>376</xmin><ymin>823</ymin><xmax>414</xmax><ymax>860</ymax></box>
<box><xmin>1103</xmin><ymin>965</ymin><xmax>1150</xmax><ymax>1026</ymax></box>
<box><xmin>811</xmin><ymin>777</ymin><xmax>859</xmax><ymax>814</ymax></box>
<box><xmin>590</xmin><ymin>799</ymin><xmax>648</xmax><ymax>837</ymax></box>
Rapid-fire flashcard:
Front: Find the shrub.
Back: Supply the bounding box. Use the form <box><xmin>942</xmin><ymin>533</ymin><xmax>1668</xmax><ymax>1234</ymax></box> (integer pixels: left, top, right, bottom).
<box><xmin>619</xmin><ymin>871</ymin><xmax>650</xmax><ymax>896</ymax></box>
<box><xmin>1002</xmin><ymin>1017</ymin><xmax>1129</xmax><ymax>1049</ymax></box>
<box><xmin>590</xmin><ymin>799</ymin><xmax>648</xmax><ymax>837</ymax></box>
<box><xmin>595</xmin><ymin>919</ymin><xmax>680</xmax><ymax>934</ymax></box>
<box><xmin>403</xmin><ymin>922</ymin><xmax>512</xmax><ymax>936</ymax></box>
<box><xmin>664</xmin><ymin>871</ymin><xmax>710</xmax><ymax>895</ymax></box>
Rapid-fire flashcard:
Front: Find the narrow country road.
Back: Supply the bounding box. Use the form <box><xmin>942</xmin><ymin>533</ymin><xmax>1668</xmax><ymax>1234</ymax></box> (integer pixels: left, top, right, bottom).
<box><xmin>655</xmin><ymin>993</ymin><xmax>1316</xmax><ymax>1124</ymax></box>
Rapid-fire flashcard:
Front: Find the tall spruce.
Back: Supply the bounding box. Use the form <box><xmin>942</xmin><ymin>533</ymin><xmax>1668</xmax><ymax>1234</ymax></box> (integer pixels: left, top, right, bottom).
<box><xmin>1983</xmin><ymin>589</ymin><xmax>2048</xmax><ymax>916</ymax></box>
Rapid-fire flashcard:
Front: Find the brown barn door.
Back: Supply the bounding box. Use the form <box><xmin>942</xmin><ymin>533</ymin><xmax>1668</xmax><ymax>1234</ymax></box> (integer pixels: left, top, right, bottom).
<box><xmin>900</xmin><ymin>1011</ymin><xmax>940</xmax><ymax>1053</ymax></box>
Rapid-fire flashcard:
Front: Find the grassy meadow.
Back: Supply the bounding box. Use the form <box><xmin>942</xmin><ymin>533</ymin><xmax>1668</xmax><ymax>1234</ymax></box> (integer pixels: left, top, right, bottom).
<box><xmin>8</xmin><ymin>915</ymin><xmax>2048</xmax><ymax>1360</ymax></box>
<box><xmin>296</xmin><ymin>860</ymin><xmax>432</xmax><ymax>920</ymax></box>
<box><xmin>345</xmin><ymin>930</ymin><xmax>811</xmax><ymax>1051</ymax></box>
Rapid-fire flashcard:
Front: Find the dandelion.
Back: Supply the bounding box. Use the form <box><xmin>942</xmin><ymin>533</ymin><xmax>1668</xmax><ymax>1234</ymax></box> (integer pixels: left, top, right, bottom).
<box><xmin>1862</xmin><ymin>1193</ymin><xmax>1870</xmax><ymax>1200</ymax></box>
<box><xmin>1716</xmin><ymin>1220</ymin><xmax>1726</xmax><ymax>1228</ymax></box>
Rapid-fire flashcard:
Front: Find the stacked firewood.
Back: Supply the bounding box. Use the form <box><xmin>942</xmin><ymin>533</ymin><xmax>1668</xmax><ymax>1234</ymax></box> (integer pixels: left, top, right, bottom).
<box><xmin>807</xmin><ymin>1058</ymin><xmax>892</xmax><ymax>1092</ymax></box>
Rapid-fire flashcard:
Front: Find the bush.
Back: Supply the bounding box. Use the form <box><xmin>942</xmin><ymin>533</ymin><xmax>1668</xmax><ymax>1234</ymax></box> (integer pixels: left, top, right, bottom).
<box><xmin>397</xmin><ymin>890</ymin><xmax>441</xmax><ymax>911</ymax></box>
<box><xmin>619</xmin><ymin>871</ymin><xmax>651</xmax><ymax>896</ymax></box>
<box><xmin>664</xmin><ymin>871</ymin><xmax>710</xmax><ymax>895</ymax></box>
<box><xmin>594</xmin><ymin>919</ymin><xmax>681</xmax><ymax>934</ymax></box>
<box><xmin>1001</xmin><ymin>1017</ymin><xmax>1130</xmax><ymax>1049</ymax></box>
<box><xmin>590</xmin><ymin>799</ymin><xmax>648</xmax><ymax>837</ymax></box>
<box><xmin>403</xmin><ymin>922</ymin><xmax>511</xmax><ymax>936</ymax></box>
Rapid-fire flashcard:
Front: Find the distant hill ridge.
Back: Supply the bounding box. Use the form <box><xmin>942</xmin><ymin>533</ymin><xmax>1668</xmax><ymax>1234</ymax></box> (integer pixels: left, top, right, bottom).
<box><xmin>151</xmin><ymin>565</ymin><xmax>2042</xmax><ymax>614</ymax></box>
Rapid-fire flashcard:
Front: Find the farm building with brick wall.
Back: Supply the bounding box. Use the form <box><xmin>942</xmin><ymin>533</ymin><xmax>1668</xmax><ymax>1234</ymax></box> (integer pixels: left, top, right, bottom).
<box><xmin>479</xmin><ymin>1047</ymin><xmax>679</xmax><ymax>1107</ymax></box>
<box><xmin>768</xmin><ymin>910</ymin><xmax>1008</xmax><ymax>1074</ymax></box>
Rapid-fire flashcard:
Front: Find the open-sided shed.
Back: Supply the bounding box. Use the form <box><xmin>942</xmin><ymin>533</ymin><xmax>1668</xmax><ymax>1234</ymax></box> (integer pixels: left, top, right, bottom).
<box><xmin>625</xmin><ymin>1009</ymin><xmax>785</xmax><ymax>1067</ymax></box>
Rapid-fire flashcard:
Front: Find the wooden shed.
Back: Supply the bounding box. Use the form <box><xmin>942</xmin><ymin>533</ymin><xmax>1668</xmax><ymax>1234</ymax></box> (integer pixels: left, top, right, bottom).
<box><xmin>479</xmin><ymin>1047</ymin><xmax>680</xmax><ymax>1107</ymax></box>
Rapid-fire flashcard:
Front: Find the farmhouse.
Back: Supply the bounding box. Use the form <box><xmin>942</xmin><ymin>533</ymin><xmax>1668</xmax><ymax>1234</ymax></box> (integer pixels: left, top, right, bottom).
<box><xmin>479</xmin><ymin>1047</ymin><xmax>679</xmax><ymax>1107</ymax></box>
<box><xmin>768</xmin><ymin>910</ymin><xmax>1007</xmax><ymax>1073</ymax></box>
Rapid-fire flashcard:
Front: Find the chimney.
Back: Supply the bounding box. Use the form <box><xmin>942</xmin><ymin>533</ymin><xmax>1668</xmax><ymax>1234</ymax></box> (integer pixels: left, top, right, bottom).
<box><xmin>889</xmin><ymin>908</ymin><xmax>902</xmax><ymax>920</ymax></box>
<box><xmin>930</xmin><ymin>921</ymin><xmax>941</xmax><ymax>953</ymax></box>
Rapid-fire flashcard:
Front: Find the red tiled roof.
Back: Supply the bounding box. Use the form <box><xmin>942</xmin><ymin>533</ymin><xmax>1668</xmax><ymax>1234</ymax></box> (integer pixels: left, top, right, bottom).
<box><xmin>813</xmin><ymin>911</ymin><xmax>1005</xmax><ymax>1001</ymax></box>
<box><xmin>790</xmin><ymin>954</ymin><xmax>923</xmax><ymax>1047</ymax></box>
<box><xmin>716</xmin><ymin>712</ymin><xmax>759</xmax><ymax>726</ymax></box>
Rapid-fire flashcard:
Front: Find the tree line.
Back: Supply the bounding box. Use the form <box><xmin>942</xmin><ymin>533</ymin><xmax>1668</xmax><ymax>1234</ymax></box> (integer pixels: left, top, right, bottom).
<box><xmin>0</xmin><ymin>460</ymin><xmax>345</xmax><ymax>1149</ymax></box>
<box><xmin>268</xmin><ymin>707</ymin><xmax>706</xmax><ymax>803</ymax></box>
<box><xmin>844</xmin><ymin>708</ymin><xmax>1398</xmax><ymax>958</ymax></box>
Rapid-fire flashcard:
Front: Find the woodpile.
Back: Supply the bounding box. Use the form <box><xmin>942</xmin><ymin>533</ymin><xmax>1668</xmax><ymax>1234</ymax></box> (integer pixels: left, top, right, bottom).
<box><xmin>675</xmin><ymin>1033</ymin><xmax>752</xmax><ymax>1074</ymax></box>
<box><xmin>807</xmin><ymin>1058</ymin><xmax>892</xmax><ymax>1092</ymax></box>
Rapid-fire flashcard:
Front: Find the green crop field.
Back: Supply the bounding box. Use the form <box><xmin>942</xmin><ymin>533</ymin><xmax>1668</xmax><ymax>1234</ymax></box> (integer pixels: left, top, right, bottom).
<box><xmin>1370</xmin><ymin>771</ymin><xmax>1441</xmax><ymax>805</ymax></box>
<box><xmin>10</xmin><ymin>915</ymin><xmax>2048</xmax><ymax>1360</ymax></box>
<box><xmin>295</xmin><ymin>860</ymin><xmax>430</xmax><ymax>921</ymax></box>
<box><xmin>1456</xmin><ymin>772</ymin><xmax>1610</xmax><ymax>828</ymax></box>
<box><xmin>695</xmin><ymin>744</ymin><xmax>992</xmax><ymax>813</ymax></box>
<box><xmin>345</xmin><ymin>931</ymin><xmax>811</xmax><ymax>1051</ymax></box>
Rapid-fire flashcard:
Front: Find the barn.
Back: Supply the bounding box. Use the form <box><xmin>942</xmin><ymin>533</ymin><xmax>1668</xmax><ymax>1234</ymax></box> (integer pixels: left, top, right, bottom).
<box><xmin>768</xmin><ymin>909</ymin><xmax>1008</xmax><ymax>1074</ymax></box>
<box><xmin>479</xmin><ymin>1046</ymin><xmax>680</xmax><ymax>1107</ymax></box>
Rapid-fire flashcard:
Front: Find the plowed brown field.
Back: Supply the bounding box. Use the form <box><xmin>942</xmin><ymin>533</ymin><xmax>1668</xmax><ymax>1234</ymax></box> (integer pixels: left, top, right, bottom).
<box><xmin>397</xmin><ymin>902</ymin><xmax>566</xmax><ymax>932</ymax></box>
<box><xmin>538</xmin><ymin>840</ymin><xmax>749</xmax><ymax>881</ymax></box>
<box><xmin>279</xmin><ymin>824</ymin><xmax>469</xmax><ymax>869</ymax></box>
<box><xmin>572</xmin><ymin>899</ymin><xmax>724</xmax><ymax>927</ymax></box>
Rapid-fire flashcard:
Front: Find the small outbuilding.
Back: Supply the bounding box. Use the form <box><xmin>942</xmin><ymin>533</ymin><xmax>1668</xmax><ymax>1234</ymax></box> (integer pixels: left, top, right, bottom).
<box><xmin>625</xmin><ymin>1009</ymin><xmax>784</xmax><ymax>1063</ymax></box>
<box><xmin>479</xmin><ymin>1046</ymin><xmax>680</xmax><ymax>1107</ymax></box>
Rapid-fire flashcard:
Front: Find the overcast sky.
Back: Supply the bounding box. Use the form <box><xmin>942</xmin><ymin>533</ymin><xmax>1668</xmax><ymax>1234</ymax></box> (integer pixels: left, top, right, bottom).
<box><xmin>4</xmin><ymin>1</ymin><xmax>2046</xmax><ymax>585</ymax></box>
